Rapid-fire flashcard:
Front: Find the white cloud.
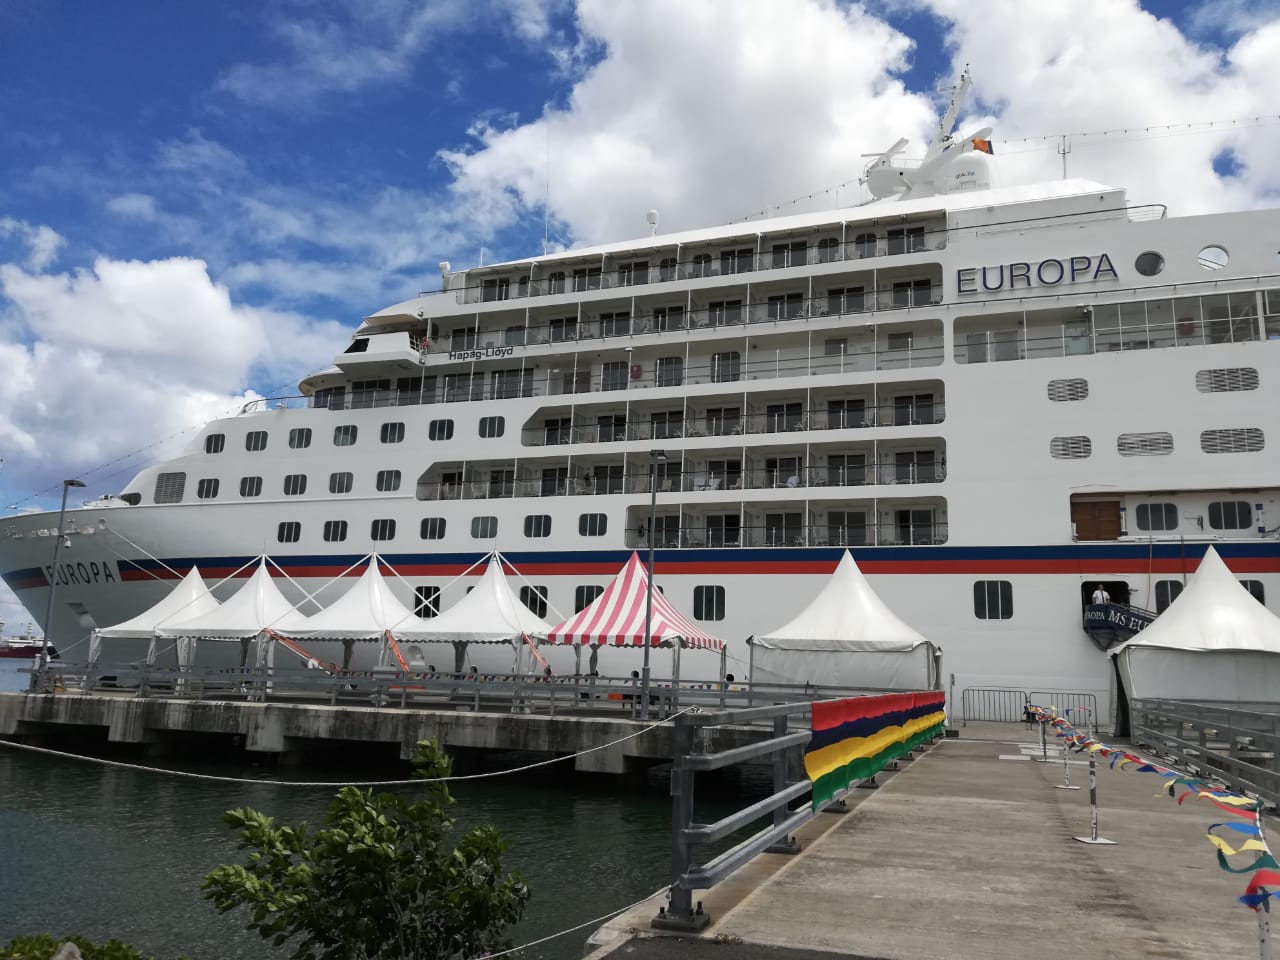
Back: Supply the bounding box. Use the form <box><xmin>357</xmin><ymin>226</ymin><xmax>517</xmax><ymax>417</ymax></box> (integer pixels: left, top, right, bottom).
<box><xmin>0</xmin><ymin>217</ymin><xmax>64</xmax><ymax>272</ymax></box>
<box><xmin>105</xmin><ymin>193</ymin><xmax>159</xmax><ymax>221</ymax></box>
<box><xmin>0</xmin><ymin>250</ymin><xmax>346</xmax><ymax>501</ymax></box>
<box><xmin>918</xmin><ymin>0</ymin><xmax>1280</xmax><ymax>213</ymax></box>
<box><xmin>440</xmin><ymin>0</ymin><xmax>935</xmax><ymax>244</ymax></box>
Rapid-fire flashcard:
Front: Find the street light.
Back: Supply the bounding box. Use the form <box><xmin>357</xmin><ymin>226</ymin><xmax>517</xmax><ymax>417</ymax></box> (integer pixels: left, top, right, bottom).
<box><xmin>641</xmin><ymin>449</ymin><xmax>667</xmax><ymax>721</ymax></box>
<box><xmin>39</xmin><ymin>478</ymin><xmax>86</xmax><ymax>672</ymax></box>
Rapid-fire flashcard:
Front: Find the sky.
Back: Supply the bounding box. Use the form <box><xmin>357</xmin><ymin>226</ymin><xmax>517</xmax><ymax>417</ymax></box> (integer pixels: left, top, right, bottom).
<box><xmin>0</xmin><ymin>0</ymin><xmax>1278</xmax><ymax>627</ymax></box>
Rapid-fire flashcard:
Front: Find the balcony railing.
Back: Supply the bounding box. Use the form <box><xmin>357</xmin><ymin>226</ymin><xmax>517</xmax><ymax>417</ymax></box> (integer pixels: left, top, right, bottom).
<box><xmin>412</xmin><ymin>461</ymin><xmax>944</xmax><ymax>502</ymax></box>
<box><xmin>520</xmin><ymin>402</ymin><xmax>946</xmax><ymax>446</ymax></box>
<box><xmin>453</xmin><ymin>236</ymin><xmax>948</xmax><ymax>304</ymax></box>
<box><xmin>623</xmin><ymin>522</ymin><xmax>949</xmax><ymax>550</ymax></box>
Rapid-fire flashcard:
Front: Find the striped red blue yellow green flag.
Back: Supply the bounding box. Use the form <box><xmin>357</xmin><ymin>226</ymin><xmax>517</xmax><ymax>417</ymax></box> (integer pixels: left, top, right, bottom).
<box><xmin>805</xmin><ymin>692</ymin><xmax>946</xmax><ymax>809</ymax></box>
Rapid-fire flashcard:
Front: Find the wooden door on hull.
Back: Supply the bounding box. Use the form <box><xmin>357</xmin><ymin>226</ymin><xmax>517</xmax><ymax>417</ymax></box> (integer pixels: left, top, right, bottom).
<box><xmin>1072</xmin><ymin>500</ymin><xmax>1122</xmax><ymax>541</ymax></box>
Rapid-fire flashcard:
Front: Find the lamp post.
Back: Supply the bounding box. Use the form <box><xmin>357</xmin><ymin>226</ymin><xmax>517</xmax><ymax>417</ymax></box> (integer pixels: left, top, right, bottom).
<box><xmin>39</xmin><ymin>479</ymin><xmax>86</xmax><ymax>672</ymax></box>
<box><xmin>641</xmin><ymin>450</ymin><xmax>667</xmax><ymax>720</ymax></box>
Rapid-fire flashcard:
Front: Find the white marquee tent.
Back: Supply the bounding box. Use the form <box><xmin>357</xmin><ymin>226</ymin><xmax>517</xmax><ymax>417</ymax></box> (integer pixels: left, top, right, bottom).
<box><xmin>750</xmin><ymin>551</ymin><xmax>939</xmax><ymax>690</ymax></box>
<box><xmin>1111</xmin><ymin>546</ymin><xmax>1280</xmax><ymax>703</ymax></box>
<box><xmin>157</xmin><ymin>559</ymin><xmax>305</xmax><ymax>667</ymax></box>
<box><xmin>89</xmin><ymin>566</ymin><xmax>221</xmax><ymax>666</ymax></box>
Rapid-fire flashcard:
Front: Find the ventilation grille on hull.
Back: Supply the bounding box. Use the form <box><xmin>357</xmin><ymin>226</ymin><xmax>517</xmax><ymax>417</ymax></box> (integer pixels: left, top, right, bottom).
<box><xmin>1196</xmin><ymin>367</ymin><xmax>1259</xmax><ymax>392</ymax></box>
<box><xmin>1050</xmin><ymin>436</ymin><xmax>1092</xmax><ymax>459</ymax></box>
<box><xmin>1047</xmin><ymin>378</ymin><xmax>1089</xmax><ymax>402</ymax></box>
<box><xmin>1200</xmin><ymin>427</ymin><xmax>1265</xmax><ymax>454</ymax></box>
<box><xmin>1117</xmin><ymin>432</ymin><xmax>1174</xmax><ymax>456</ymax></box>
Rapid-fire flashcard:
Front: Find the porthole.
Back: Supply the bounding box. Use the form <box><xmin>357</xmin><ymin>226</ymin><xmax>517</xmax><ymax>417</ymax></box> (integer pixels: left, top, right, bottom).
<box><xmin>1198</xmin><ymin>245</ymin><xmax>1229</xmax><ymax>270</ymax></box>
<box><xmin>1134</xmin><ymin>251</ymin><xmax>1164</xmax><ymax>277</ymax></box>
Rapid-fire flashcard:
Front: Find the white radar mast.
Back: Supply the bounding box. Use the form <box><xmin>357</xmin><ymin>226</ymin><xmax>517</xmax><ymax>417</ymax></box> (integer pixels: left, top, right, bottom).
<box><xmin>862</xmin><ymin>66</ymin><xmax>996</xmax><ymax>201</ymax></box>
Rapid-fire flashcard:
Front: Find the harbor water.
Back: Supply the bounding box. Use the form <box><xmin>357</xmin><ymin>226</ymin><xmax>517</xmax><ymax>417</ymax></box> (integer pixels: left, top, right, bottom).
<box><xmin>0</xmin><ymin>661</ymin><xmax>686</xmax><ymax>959</ymax></box>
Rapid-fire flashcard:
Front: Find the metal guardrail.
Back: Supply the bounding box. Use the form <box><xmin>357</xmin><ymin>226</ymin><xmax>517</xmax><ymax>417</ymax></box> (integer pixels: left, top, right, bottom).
<box><xmin>1129</xmin><ymin>698</ymin><xmax>1280</xmax><ymax>808</ymax></box>
<box><xmin>959</xmin><ymin>687</ymin><xmax>1099</xmax><ymax>730</ymax></box>
<box><xmin>26</xmin><ymin>660</ymin><xmax>889</xmax><ymax>719</ymax></box>
<box><xmin>959</xmin><ymin>687</ymin><xmax>1029</xmax><ymax>724</ymax></box>
<box><xmin>654</xmin><ymin>698</ymin><xmax>943</xmax><ymax>931</ymax></box>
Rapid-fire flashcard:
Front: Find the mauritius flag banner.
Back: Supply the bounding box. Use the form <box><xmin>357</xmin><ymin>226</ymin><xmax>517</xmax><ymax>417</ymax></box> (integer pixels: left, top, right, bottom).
<box><xmin>805</xmin><ymin>692</ymin><xmax>946</xmax><ymax>809</ymax></box>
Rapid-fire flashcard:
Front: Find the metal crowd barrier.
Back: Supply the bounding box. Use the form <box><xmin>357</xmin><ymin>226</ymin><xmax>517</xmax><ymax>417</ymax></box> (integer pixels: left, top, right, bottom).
<box><xmin>25</xmin><ymin>659</ymin><xmax>893</xmax><ymax>720</ymax></box>
<box><xmin>655</xmin><ymin>697</ymin><xmax>944</xmax><ymax>931</ymax></box>
<box><xmin>1129</xmin><ymin>698</ymin><xmax>1280</xmax><ymax>808</ymax></box>
<box><xmin>959</xmin><ymin>687</ymin><xmax>1029</xmax><ymax>724</ymax></box>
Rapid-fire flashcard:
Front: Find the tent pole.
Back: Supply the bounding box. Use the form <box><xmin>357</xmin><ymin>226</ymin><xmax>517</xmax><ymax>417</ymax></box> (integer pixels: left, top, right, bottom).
<box><xmin>719</xmin><ymin>646</ymin><xmax>728</xmax><ymax>708</ymax></box>
<box><xmin>747</xmin><ymin>636</ymin><xmax>755</xmax><ymax>707</ymax></box>
<box><xmin>671</xmin><ymin>643</ymin><xmax>682</xmax><ymax>714</ymax></box>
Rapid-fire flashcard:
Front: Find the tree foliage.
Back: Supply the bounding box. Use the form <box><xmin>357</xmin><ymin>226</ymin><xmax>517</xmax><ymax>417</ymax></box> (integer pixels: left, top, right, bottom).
<box><xmin>201</xmin><ymin>739</ymin><xmax>529</xmax><ymax>960</ymax></box>
<box><xmin>0</xmin><ymin>934</ymin><xmax>183</xmax><ymax>960</ymax></box>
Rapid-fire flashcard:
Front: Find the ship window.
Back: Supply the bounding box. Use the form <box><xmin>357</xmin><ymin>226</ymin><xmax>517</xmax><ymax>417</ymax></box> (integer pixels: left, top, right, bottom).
<box><xmin>547</xmin><ymin>271</ymin><xmax>566</xmax><ymax>294</ymax></box>
<box><xmin>414</xmin><ymin>586</ymin><xmax>440</xmax><ymax>618</ymax></box>
<box><xmin>329</xmin><ymin>472</ymin><xmax>353</xmax><ymax>494</ymax></box>
<box><xmin>1200</xmin><ymin>427</ymin><xmax>1265</xmax><ymax>454</ymax></box>
<box><xmin>370</xmin><ymin>518</ymin><xmax>396</xmax><ymax>541</ymax></box>
<box><xmin>204</xmin><ymin>434</ymin><xmax>225</xmax><ymax>454</ymax></box>
<box><xmin>579</xmin><ymin>513</ymin><xmax>608</xmax><ymax>537</ymax></box>
<box><xmin>376</xmin><ymin>469</ymin><xmax>402</xmax><ymax>492</ymax></box>
<box><xmin>693</xmin><ymin>585</ymin><xmax>726</xmax><ymax>621</ymax></box>
<box><xmin>887</xmin><ymin>332</ymin><xmax>913</xmax><ymax>351</ymax></box>
<box><xmin>1208</xmin><ymin>500</ymin><xmax>1252</xmax><ymax>530</ymax></box>
<box><xmin>690</xmin><ymin>253</ymin><xmax>712</xmax><ymax>278</ymax></box>
<box><xmin>828</xmin><ymin>287</ymin><xmax>865</xmax><ymax>315</ymax></box>
<box><xmin>973</xmin><ymin>580</ymin><xmax>1013</xmax><ymax>619</ymax></box>
<box><xmin>1154</xmin><ymin>580</ymin><xmax>1183</xmax><ymax>613</ymax></box>
<box><xmin>1198</xmin><ymin>245</ymin><xmax>1229</xmax><ymax>270</ymax></box>
<box><xmin>333</xmin><ymin>424</ymin><xmax>358</xmax><ymax>447</ymax></box>
<box><xmin>1117</xmin><ymin>432</ymin><xmax>1173</xmax><ymax>456</ymax></box>
<box><xmin>1196</xmin><ymin>368</ymin><xmax>1259</xmax><ymax>392</ymax></box>
<box><xmin>824</xmin><ymin>338</ymin><xmax>848</xmax><ymax>357</ymax></box>
<box><xmin>239</xmin><ymin>476</ymin><xmax>263</xmax><ymax>498</ymax></box>
<box><xmin>656</xmin><ymin>356</ymin><xmax>683</xmax><ymax>387</ymax></box>
<box><xmin>601</xmin><ymin>361</ymin><xmax>628</xmax><ymax>392</ymax></box>
<box><xmin>600</xmin><ymin>311</ymin><xmax>631</xmax><ymax>337</ymax></box>
<box><xmin>1135</xmin><ymin>503</ymin><xmax>1177</xmax><ymax>531</ymax></box>
<box><xmin>519</xmin><ymin>585</ymin><xmax>549</xmax><ymax>618</ymax></box>
<box><xmin>380</xmin><ymin>421</ymin><xmax>405</xmax><ymax>444</ymax></box>
<box><xmin>344</xmin><ymin>338</ymin><xmax>369</xmax><ymax>353</ymax></box>
<box><xmin>283</xmin><ymin>474</ymin><xmax>307</xmax><ymax>496</ymax></box>
<box><xmin>1135</xmin><ymin>251</ymin><xmax>1165</xmax><ymax>277</ymax></box>
<box><xmin>152</xmin><ymin>471</ymin><xmax>186</xmax><ymax>504</ymax></box>
<box><xmin>575</xmin><ymin>584</ymin><xmax>604</xmax><ymax>612</ymax></box>
<box><xmin>719</xmin><ymin>247</ymin><xmax>753</xmax><ymax>274</ymax></box>
<box><xmin>1049</xmin><ymin>436</ymin><xmax>1092</xmax><ymax>459</ymax></box>
<box><xmin>654</xmin><ymin>305</ymin><xmax>684</xmax><ymax>331</ymax></box>
<box><xmin>277</xmin><ymin>521</ymin><xmax>301</xmax><ymax>543</ymax></box>
<box><xmin>471</xmin><ymin>516</ymin><xmax>498</xmax><ymax>539</ymax></box>
<box><xmin>572</xmin><ymin>266</ymin><xmax>602</xmax><ymax>292</ymax></box>
<box><xmin>767</xmin><ymin>292</ymin><xmax>804</xmax><ymax>319</ymax></box>
<box><xmin>420</xmin><ymin>517</ymin><xmax>446</xmax><ymax>540</ymax></box>
<box><xmin>1241</xmin><ymin>580</ymin><xmax>1266</xmax><ymax>603</ymax></box>
<box><xmin>708</xmin><ymin>299</ymin><xmax>742</xmax><ymax>326</ymax></box>
<box><xmin>827</xmin><ymin>510</ymin><xmax>868</xmax><ymax>546</ymax></box>
<box><xmin>287</xmin><ymin>428</ymin><xmax>311</xmax><ymax>450</ymax></box>
<box><xmin>480</xmin><ymin>416</ymin><xmax>505</xmax><ymax>438</ymax></box>
<box><xmin>245</xmin><ymin>430</ymin><xmax>268</xmax><ymax>452</ymax></box>
<box><xmin>851</xmin><ymin>232</ymin><xmax>876</xmax><ymax>259</ymax></box>
<box><xmin>1047</xmin><ymin>378</ymin><xmax>1089</xmax><ymax>402</ymax></box>
<box><xmin>196</xmin><ymin>478</ymin><xmax>219</xmax><ymax>500</ymax></box>
<box><xmin>817</xmin><ymin>237</ymin><xmax>840</xmax><ymax>263</ymax></box>
<box><xmin>429</xmin><ymin>419</ymin><xmax>455</xmax><ymax>441</ymax></box>
<box><xmin>323</xmin><ymin>520</ymin><xmax>348</xmax><ymax>542</ymax></box>
<box><xmin>711</xmin><ymin>351</ymin><xmax>741</xmax><ymax>383</ymax></box>
<box><xmin>524</xmin><ymin>514</ymin><xmax>552</xmax><ymax>538</ymax></box>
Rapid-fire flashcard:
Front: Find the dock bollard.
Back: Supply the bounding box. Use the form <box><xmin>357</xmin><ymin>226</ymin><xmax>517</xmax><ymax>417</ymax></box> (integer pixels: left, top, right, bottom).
<box><xmin>1072</xmin><ymin>753</ymin><xmax>1116</xmax><ymax>845</ymax></box>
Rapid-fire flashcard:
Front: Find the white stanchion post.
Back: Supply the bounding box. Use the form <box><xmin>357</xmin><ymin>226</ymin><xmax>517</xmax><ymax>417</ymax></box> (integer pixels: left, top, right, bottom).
<box><xmin>1038</xmin><ymin>712</ymin><xmax>1050</xmax><ymax>762</ymax></box>
<box><xmin>1260</xmin><ymin>895</ymin><xmax>1273</xmax><ymax>960</ymax></box>
<box><xmin>1057</xmin><ymin>739</ymin><xmax>1080</xmax><ymax>790</ymax></box>
<box><xmin>1073</xmin><ymin>753</ymin><xmax>1116</xmax><ymax>845</ymax></box>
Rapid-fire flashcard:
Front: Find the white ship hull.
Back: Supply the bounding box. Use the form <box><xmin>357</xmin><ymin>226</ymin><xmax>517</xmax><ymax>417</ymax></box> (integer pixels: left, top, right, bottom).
<box><xmin>4</xmin><ymin>134</ymin><xmax>1279</xmax><ymax>725</ymax></box>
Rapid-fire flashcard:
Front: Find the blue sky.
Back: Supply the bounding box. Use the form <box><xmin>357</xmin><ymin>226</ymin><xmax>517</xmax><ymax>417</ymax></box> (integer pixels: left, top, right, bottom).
<box><xmin>0</xmin><ymin>0</ymin><xmax>1277</xmax><ymax>513</ymax></box>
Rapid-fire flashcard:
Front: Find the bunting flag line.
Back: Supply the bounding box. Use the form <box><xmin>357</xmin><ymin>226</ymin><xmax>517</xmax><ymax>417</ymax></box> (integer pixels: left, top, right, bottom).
<box><xmin>805</xmin><ymin>692</ymin><xmax>945</xmax><ymax>810</ymax></box>
<box><xmin>1029</xmin><ymin>705</ymin><xmax>1275</xmax><ymax>910</ymax></box>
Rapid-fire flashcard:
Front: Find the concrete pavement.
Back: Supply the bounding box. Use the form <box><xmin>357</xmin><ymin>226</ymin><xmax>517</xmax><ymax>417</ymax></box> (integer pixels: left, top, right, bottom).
<box><xmin>587</xmin><ymin>722</ymin><xmax>1264</xmax><ymax>959</ymax></box>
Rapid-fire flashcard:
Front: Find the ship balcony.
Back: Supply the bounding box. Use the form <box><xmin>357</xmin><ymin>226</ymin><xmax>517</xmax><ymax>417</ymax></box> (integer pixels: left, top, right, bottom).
<box><xmin>520</xmin><ymin>402</ymin><xmax>945</xmax><ymax>446</ymax></box>
<box><xmin>623</xmin><ymin>520</ymin><xmax>949</xmax><ymax>550</ymax></box>
<box><xmin>412</xmin><ymin>460</ymin><xmax>944</xmax><ymax>502</ymax></box>
<box><xmin>449</xmin><ymin>233</ymin><xmax>948</xmax><ymax>305</ymax></box>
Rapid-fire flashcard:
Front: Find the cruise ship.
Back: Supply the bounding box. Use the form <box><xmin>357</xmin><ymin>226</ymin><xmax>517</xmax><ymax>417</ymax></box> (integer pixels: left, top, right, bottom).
<box><xmin>2</xmin><ymin>77</ymin><xmax>1277</xmax><ymax>719</ymax></box>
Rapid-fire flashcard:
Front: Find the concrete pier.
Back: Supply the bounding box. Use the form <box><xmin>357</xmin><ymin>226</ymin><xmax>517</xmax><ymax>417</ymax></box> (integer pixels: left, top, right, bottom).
<box><xmin>0</xmin><ymin>691</ymin><xmax>762</xmax><ymax>776</ymax></box>
<box><xmin>589</xmin><ymin>722</ymin><xmax>1263</xmax><ymax>959</ymax></box>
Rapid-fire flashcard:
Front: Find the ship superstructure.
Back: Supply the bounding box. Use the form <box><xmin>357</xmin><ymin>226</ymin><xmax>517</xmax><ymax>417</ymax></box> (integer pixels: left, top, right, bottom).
<box><xmin>2</xmin><ymin>93</ymin><xmax>1277</xmax><ymax>717</ymax></box>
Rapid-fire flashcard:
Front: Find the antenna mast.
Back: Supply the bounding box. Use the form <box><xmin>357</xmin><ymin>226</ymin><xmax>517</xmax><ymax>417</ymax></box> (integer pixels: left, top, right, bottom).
<box><xmin>1058</xmin><ymin>134</ymin><xmax>1072</xmax><ymax>178</ymax></box>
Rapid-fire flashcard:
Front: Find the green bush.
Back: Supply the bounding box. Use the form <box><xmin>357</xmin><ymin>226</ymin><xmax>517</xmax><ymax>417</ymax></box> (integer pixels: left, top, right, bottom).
<box><xmin>0</xmin><ymin>934</ymin><xmax>185</xmax><ymax>960</ymax></box>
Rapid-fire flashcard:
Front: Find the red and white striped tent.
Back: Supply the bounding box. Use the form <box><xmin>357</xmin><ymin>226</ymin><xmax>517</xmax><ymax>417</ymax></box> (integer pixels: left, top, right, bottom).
<box><xmin>543</xmin><ymin>552</ymin><xmax>724</xmax><ymax>651</ymax></box>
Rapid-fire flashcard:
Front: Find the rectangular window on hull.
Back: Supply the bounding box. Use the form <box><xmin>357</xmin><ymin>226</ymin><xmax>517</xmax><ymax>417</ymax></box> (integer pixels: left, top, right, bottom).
<box><xmin>196</xmin><ymin>478</ymin><xmax>219</xmax><ymax>500</ymax></box>
<box><xmin>519</xmin><ymin>585</ymin><xmax>549</xmax><ymax>618</ymax></box>
<box><xmin>415</xmin><ymin>585</ymin><xmax>440</xmax><ymax>618</ymax></box>
<box><xmin>973</xmin><ymin>580</ymin><xmax>1012</xmax><ymax>619</ymax></box>
<box><xmin>693</xmin><ymin>585</ymin><xmax>726</xmax><ymax>621</ymax></box>
<box><xmin>471</xmin><ymin>516</ymin><xmax>498</xmax><ymax>539</ymax></box>
<box><xmin>1135</xmin><ymin>503</ymin><xmax>1177</xmax><ymax>531</ymax></box>
<box><xmin>204</xmin><ymin>434</ymin><xmax>225</xmax><ymax>454</ymax></box>
<box><xmin>245</xmin><ymin>431</ymin><xmax>268</xmax><ymax>452</ymax></box>
<box><xmin>579</xmin><ymin>513</ymin><xmax>608</xmax><ymax>537</ymax></box>
<box><xmin>333</xmin><ymin>425</ymin><xmax>358</xmax><ymax>447</ymax></box>
<box><xmin>420</xmin><ymin>517</ymin><xmax>446</xmax><ymax>540</ymax></box>
<box><xmin>380</xmin><ymin>422</ymin><xmax>405</xmax><ymax>444</ymax></box>
<box><xmin>283</xmin><ymin>474</ymin><xmax>307</xmax><ymax>496</ymax></box>
<box><xmin>1155</xmin><ymin>580</ymin><xmax>1183</xmax><ymax>613</ymax></box>
<box><xmin>575</xmin><ymin>585</ymin><xmax>604</xmax><ymax>612</ymax></box>
<box><xmin>376</xmin><ymin>470</ymin><xmax>402</xmax><ymax>492</ymax></box>
<box><xmin>1209</xmin><ymin>500</ymin><xmax>1252</xmax><ymax>530</ymax></box>
<box><xmin>288</xmin><ymin>428</ymin><xmax>312</xmax><ymax>449</ymax></box>
<box><xmin>524</xmin><ymin>515</ymin><xmax>552</xmax><ymax>538</ymax></box>
<box><xmin>329</xmin><ymin>472</ymin><xmax>354</xmax><ymax>494</ymax></box>
<box><xmin>323</xmin><ymin>520</ymin><xmax>348</xmax><ymax>542</ymax></box>
<box><xmin>370</xmin><ymin>518</ymin><xmax>396</xmax><ymax>541</ymax></box>
<box><xmin>239</xmin><ymin>476</ymin><xmax>263</xmax><ymax>498</ymax></box>
<box><xmin>277</xmin><ymin>522</ymin><xmax>301</xmax><ymax>543</ymax></box>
